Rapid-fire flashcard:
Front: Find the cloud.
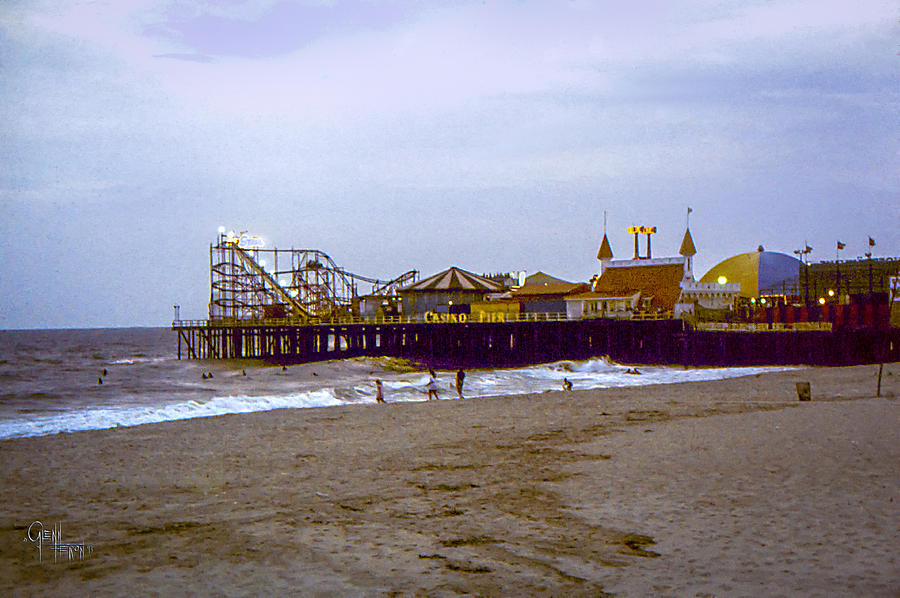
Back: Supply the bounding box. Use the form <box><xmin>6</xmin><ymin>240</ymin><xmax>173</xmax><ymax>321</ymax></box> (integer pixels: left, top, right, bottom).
<box><xmin>1</xmin><ymin>0</ymin><xmax>898</xmax><ymax>326</ymax></box>
<box><xmin>143</xmin><ymin>0</ymin><xmax>417</xmax><ymax>58</ymax></box>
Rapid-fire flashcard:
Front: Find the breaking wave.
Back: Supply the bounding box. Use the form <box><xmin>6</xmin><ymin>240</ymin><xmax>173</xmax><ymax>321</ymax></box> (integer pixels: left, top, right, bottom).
<box><xmin>0</xmin><ymin>356</ymin><xmax>798</xmax><ymax>440</ymax></box>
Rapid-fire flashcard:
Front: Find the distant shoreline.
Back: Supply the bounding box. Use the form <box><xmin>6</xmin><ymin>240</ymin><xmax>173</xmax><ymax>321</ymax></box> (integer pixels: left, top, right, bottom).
<box><xmin>0</xmin><ymin>325</ymin><xmax>170</xmax><ymax>333</ymax></box>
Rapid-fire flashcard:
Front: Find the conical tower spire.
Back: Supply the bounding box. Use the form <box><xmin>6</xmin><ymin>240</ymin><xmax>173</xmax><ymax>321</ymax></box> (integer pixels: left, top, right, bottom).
<box><xmin>679</xmin><ymin>228</ymin><xmax>697</xmax><ymax>257</ymax></box>
<box><xmin>679</xmin><ymin>227</ymin><xmax>696</xmax><ymax>280</ymax></box>
<box><xmin>597</xmin><ymin>233</ymin><xmax>614</xmax><ymax>261</ymax></box>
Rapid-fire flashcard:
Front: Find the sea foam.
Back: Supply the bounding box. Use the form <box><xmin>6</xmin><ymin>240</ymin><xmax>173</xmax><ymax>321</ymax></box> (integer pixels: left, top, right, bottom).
<box><xmin>0</xmin><ymin>357</ymin><xmax>799</xmax><ymax>440</ymax></box>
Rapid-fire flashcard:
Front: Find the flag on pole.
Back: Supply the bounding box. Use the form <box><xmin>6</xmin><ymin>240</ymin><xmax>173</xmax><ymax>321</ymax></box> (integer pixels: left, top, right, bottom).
<box><xmin>836</xmin><ymin>241</ymin><xmax>845</xmax><ymax>250</ymax></box>
<box><xmin>687</xmin><ymin>207</ymin><xmax>692</xmax><ymax>214</ymax></box>
<box><xmin>804</xmin><ymin>244</ymin><xmax>813</xmax><ymax>253</ymax></box>
<box><xmin>868</xmin><ymin>236</ymin><xmax>876</xmax><ymax>247</ymax></box>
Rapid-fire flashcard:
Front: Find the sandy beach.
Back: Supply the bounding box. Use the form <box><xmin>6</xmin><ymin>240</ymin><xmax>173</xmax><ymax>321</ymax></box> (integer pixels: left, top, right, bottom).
<box><xmin>2</xmin><ymin>364</ymin><xmax>898</xmax><ymax>596</ymax></box>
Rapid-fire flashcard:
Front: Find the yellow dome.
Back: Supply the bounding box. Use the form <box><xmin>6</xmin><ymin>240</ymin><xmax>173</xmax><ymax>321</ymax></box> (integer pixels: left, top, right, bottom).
<box><xmin>700</xmin><ymin>251</ymin><xmax>801</xmax><ymax>298</ymax></box>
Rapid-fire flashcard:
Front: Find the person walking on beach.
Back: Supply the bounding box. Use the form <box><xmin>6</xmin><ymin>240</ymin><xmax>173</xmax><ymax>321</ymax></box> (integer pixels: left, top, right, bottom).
<box><xmin>426</xmin><ymin>371</ymin><xmax>440</xmax><ymax>400</ymax></box>
<box><xmin>456</xmin><ymin>368</ymin><xmax>466</xmax><ymax>399</ymax></box>
<box><xmin>375</xmin><ymin>379</ymin><xmax>385</xmax><ymax>403</ymax></box>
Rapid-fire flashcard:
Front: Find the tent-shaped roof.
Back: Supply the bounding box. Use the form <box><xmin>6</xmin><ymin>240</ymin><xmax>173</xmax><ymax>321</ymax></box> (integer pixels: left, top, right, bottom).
<box><xmin>592</xmin><ymin>263</ymin><xmax>685</xmax><ymax>311</ymax></box>
<box><xmin>400</xmin><ymin>266</ymin><xmax>506</xmax><ymax>293</ymax></box>
<box><xmin>522</xmin><ymin>272</ymin><xmax>571</xmax><ymax>286</ymax></box>
<box><xmin>509</xmin><ymin>272</ymin><xmax>587</xmax><ymax>298</ymax></box>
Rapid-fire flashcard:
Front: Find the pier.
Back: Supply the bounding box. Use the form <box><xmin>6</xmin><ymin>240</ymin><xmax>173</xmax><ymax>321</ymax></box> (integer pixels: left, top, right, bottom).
<box><xmin>172</xmin><ymin>230</ymin><xmax>900</xmax><ymax>369</ymax></box>
<box><xmin>172</xmin><ymin>318</ymin><xmax>900</xmax><ymax>368</ymax></box>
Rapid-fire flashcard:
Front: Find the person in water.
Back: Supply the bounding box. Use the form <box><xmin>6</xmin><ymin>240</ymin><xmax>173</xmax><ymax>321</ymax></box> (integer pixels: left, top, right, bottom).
<box><xmin>563</xmin><ymin>378</ymin><xmax>573</xmax><ymax>391</ymax></box>
<box><xmin>375</xmin><ymin>379</ymin><xmax>385</xmax><ymax>403</ymax></box>
<box><xmin>456</xmin><ymin>368</ymin><xmax>466</xmax><ymax>399</ymax></box>
<box><xmin>426</xmin><ymin>372</ymin><xmax>440</xmax><ymax>400</ymax></box>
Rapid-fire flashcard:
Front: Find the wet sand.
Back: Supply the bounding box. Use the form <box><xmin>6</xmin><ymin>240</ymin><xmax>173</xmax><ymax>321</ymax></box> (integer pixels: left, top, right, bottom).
<box><xmin>2</xmin><ymin>364</ymin><xmax>898</xmax><ymax>596</ymax></box>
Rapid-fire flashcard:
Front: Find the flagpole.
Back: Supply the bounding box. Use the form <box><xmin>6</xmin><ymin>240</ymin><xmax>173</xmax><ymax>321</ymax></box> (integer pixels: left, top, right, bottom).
<box><xmin>835</xmin><ymin>241</ymin><xmax>843</xmax><ymax>297</ymax></box>
<box><xmin>866</xmin><ymin>236</ymin><xmax>876</xmax><ymax>293</ymax></box>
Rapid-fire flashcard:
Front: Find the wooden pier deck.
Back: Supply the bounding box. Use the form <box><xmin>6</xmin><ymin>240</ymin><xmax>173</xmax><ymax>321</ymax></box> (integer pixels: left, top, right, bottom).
<box><xmin>172</xmin><ymin>318</ymin><xmax>900</xmax><ymax>368</ymax></box>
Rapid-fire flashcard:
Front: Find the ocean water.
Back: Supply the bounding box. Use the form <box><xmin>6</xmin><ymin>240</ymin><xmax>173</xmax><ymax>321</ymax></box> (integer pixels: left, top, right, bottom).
<box><xmin>0</xmin><ymin>327</ymin><xmax>798</xmax><ymax>440</ymax></box>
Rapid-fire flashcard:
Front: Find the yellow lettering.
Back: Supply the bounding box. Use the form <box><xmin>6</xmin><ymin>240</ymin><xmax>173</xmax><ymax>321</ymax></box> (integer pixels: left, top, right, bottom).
<box><xmin>627</xmin><ymin>226</ymin><xmax>657</xmax><ymax>234</ymax></box>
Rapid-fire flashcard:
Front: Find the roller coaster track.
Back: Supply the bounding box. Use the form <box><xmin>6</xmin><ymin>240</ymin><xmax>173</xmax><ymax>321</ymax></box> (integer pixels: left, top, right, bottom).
<box><xmin>208</xmin><ymin>237</ymin><xmax>418</xmax><ymax>322</ymax></box>
<box><xmin>226</xmin><ymin>242</ymin><xmax>312</xmax><ymax>320</ymax></box>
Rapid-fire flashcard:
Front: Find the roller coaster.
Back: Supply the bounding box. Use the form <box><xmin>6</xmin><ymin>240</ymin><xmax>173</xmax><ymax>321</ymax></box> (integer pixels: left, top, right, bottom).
<box><xmin>209</xmin><ymin>231</ymin><xmax>418</xmax><ymax>322</ymax></box>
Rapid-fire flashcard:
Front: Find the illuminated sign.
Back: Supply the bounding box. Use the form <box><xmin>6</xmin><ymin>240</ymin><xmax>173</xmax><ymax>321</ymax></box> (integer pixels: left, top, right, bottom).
<box><xmin>424</xmin><ymin>311</ymin><xmax>469</xmax><ymax>323</ymax></box>
<box><xmin>627</xmin><ymin>226</ymin><xmax>657</xmax><ymax>234</ymax></box>
<box><xmin>220</xmin><ymin>230</ymin><xmax>265</xmax><ymax>249</ymax></box>
<box><xmin>424</xmin><ymin>311</ymin><xmax>511</xmax><ymax>323</ymax></box>
<box><xmin>239</xmin><ymin>234</ymin><xmax>265</xmax><ymax>249</ymax></box>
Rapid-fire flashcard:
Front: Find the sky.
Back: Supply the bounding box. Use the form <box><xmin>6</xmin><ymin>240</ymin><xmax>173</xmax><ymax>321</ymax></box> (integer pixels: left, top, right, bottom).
<box><xmin>1</xmin><ymin>0</ymin><xmax>897</xmax><ymax>329</ymax></box>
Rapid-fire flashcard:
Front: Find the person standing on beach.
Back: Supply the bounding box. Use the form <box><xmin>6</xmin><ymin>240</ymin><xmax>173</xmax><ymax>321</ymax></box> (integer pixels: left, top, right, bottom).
<box><xmin>456</xmin><ymin>368</ymin><xmax>466</xmax><ymax>399</ymax></box>
<box><xmin>375</xmin><ymin>379</ymin><xmax>385</xmax><ymax>403</ymax></box>
<box><xmin>426</xmin><ymin>371</ymin><xmax>440</xmax><ymax>400</ymax></box>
